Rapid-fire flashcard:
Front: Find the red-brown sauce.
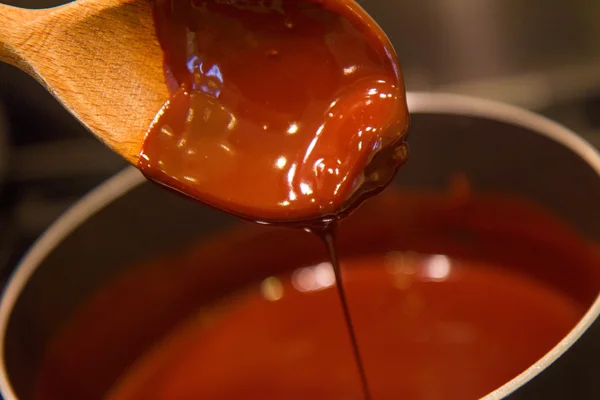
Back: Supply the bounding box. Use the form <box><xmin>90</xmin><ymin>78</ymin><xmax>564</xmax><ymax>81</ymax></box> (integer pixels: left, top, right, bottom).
<box><xmin>34</xmin><ymin>188</ymin><xmax>600</xmax><ymax>400</ymax></box>
<box><xmin>140</xmin><ymin>0</ymin><xmax>409</xmax><ymax>223</ymax></box>
<box><xmin>106</xmin><ymin>256</ymin><xmax>583</xmax><ymax>400</ymax></box>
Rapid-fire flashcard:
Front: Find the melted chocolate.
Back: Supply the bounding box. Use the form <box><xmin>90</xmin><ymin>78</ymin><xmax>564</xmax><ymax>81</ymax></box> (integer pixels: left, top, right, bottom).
<box><xmin>107</xmin><ymin>255</ymin><xmax>585</xmax><ymax>400</ymax></box>
<box><xmin>140</xmin><ymin>0</ymin><xmax>409</xmax><ymax>223</ymax></box>
<box><xmin>321</xmin><ymin>229</ymin><xmax>371</xmax><ymax>399</ymax></box>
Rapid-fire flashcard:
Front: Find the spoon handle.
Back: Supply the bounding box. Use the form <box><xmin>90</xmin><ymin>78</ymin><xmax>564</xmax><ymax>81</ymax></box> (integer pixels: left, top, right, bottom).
<box><xmin>0</xmin><ymin>4</ymin><xmax>27</xmax><ymax>67</ymax></box>
<box><xmin>0</xmin><ymin>5</ymin><xmax>52</xmax><ymax>74</ymax></box>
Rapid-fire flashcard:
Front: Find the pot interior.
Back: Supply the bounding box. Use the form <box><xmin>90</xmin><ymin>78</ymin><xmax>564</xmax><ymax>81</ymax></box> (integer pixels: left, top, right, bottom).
<box><xmin>3</xmin><ymin>111</ymin><xmax>600</xmax><ymax>400</ymax></box>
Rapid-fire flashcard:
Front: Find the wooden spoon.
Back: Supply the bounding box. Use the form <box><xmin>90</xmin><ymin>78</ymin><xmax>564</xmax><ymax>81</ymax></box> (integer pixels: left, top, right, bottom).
<box><xmin>0</xmin><ymin>0</ymin><xmax>167</xmax><ymax>163</ymax></box>
<box><xmin>0</xmin><ymin>0</ymin><xmax>405</xmax><ymax>185</ymax></box>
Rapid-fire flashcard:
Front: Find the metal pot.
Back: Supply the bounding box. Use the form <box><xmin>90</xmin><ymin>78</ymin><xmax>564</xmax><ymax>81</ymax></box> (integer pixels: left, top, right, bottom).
<box><xmin>0</xmin><ymin>93</ymin><xmax>599</xmax><ymax>400</ymax></box>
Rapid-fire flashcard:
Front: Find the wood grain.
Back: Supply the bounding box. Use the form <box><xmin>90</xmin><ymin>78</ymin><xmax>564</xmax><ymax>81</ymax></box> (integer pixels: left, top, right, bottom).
<box><xmin>0</xmin><ymin>0</ymin><xmax>169</xmax><ymax>164</ymax></box>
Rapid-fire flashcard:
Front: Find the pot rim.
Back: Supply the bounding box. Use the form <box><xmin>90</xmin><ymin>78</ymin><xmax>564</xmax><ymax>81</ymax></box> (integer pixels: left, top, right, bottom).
<box><xmin>1</xmin><ymin>92</ymin><xmax>599</xmax><ymax>400</ymax></box>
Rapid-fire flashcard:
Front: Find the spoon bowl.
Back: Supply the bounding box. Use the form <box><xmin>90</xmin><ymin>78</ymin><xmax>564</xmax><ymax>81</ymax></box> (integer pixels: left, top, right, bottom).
<box><xmin>0</xmin><ymin>0</ymin><xmax>400</xmax><ymax>166</ymax></box>
<box><xmin>0</xmin><ymin>0</ymin><xmax>408</xmax><ymax>223</ymax></box>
